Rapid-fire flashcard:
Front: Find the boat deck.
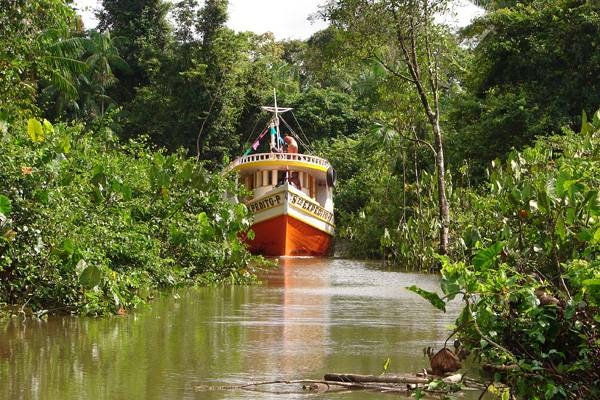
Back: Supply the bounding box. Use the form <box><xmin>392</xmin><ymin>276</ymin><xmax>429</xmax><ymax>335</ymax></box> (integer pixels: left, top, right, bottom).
<box><xmin>229</xmin><ymin>152</ymin><xmax>331</xmax><ymax>173</ymax></box>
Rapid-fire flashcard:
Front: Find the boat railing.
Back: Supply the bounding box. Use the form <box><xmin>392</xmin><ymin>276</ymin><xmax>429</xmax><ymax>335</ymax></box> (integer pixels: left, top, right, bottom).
<box><xmin>229</xmin><ymin>152</ymin><xmax>331</xmax><ymax>169</ymax></box>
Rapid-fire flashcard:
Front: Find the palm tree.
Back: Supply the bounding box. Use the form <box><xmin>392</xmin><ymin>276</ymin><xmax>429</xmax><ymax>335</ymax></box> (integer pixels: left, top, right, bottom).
<box><xmin>36</xmin><ymin>27</ymin><xmax>87</xmax><ymax>119</ymax></box>
<box><xmin>82</xmin><ymin>30</ymin><xmax>130</xmax><ymax>118</ymax></box>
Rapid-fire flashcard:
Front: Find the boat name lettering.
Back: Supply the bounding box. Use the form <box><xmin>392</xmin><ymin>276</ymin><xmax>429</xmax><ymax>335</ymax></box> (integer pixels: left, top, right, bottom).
<box><xmin>249</xmin><ymin>194</ymin><xmax>282</xmax><ymax>213</ymax></box>
<box><xmin>289</xmin><ymin>193</ymin><xmax>334</xmax><ymax>223</ymax></box>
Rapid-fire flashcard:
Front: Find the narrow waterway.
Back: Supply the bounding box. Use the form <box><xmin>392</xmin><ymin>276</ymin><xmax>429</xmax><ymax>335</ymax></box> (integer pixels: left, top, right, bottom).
<box><xmin>0</xmin><ymin>258</ymin><xmax>483</xmax><ymax>399</ymax></box>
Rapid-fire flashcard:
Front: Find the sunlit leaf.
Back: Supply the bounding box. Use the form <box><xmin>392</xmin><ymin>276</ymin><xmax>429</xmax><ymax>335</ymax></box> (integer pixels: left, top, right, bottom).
<box><xmin>42</xmin><ymin>119</ymin><xmax>54</xmax><ymax>134</ymax></box>
<box><xmin>59</xmin><ymin>135</ymin><xmax>71</xmax><ymax>153</ymax></box>
<box><xmin>593</xmin><ymin>109</ymin><xmax>600</xmax><ymax>127</ymax></box>
<box><xmin>427</xmin><ymin>380</ymin><xmax>441</xmax><ymax>390</ymax></box>
<box><xmin>27</xmin><ymin>118</ymin><xmax>44</xmax><ymax>142</ymax></box>
<box><xmin>583</xmin><ymin>278</ymin><xmax>600</xmax><ymax>287</ymax></box>
<box><xmin>197</xmin><ymin>211</ymin><xmax>209</xmax><ymax>227</ymax></box>
<box><xmin>382</xmin><ymin>357</ymin><xmax>391</xmax><ymax>373</ymax></box>
<box><xmin>197</xmin><ymin>211</ymin><xmax>214</xmax><ymax>239</ymax></box>
<box><xmin>593</xmin><ymin>228</ymin><xmax>600</xmax><ymax>244</ymax></box>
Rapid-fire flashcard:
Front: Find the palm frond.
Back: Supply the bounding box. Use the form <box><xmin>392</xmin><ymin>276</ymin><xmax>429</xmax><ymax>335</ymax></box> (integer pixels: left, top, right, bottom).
<box><xmin>48</xmin><ymin>36</ymin><xmax>86</xmax><ymax>58</ymax></box>
<box><xmin>49</xmin><ymin>70</ymin><xmax>78</xmax><ymax>100</ymax></box>
<box><xmin>48</xmin><ymin>56</ymin><xmax>88</xmax><ymax>74</ymax></box>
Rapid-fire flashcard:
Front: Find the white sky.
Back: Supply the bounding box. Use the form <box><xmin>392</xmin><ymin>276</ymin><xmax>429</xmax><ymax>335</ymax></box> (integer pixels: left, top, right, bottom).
<box><xmin>73</xmin><ymin>0</ymin><xmax>483</xmax><ymax>40</ymax></box>
<box><xmin>73</xmin><ymin>0</ymin><xmax>329</xmax><ymax>40</ymax></box>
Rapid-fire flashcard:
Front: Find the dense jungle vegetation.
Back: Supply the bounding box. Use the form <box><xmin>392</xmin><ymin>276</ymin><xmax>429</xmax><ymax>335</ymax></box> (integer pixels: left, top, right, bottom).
<box><xmin>1</xmin><ymin>0</ymin><xmax>599</xmax><ymax>398</ymax></box>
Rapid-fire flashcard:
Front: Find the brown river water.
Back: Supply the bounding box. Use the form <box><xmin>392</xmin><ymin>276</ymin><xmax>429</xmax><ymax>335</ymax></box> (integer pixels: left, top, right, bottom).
<box><xmin>0</xmin><ymin>258</ymin><xmax>486</xmax><ymax>399</ymax></box>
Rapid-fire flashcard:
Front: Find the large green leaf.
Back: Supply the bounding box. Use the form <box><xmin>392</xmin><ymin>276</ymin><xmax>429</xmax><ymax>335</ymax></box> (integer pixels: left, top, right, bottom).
<box><xmin>0</xmin><ymin>195</ymin><xmax>11</xmax><ymax>215</ymax></box>
<box><xmin>79</xmin><ymin>264</ymin><xmax>102</xmax><ymax>289</ymax></box>
<box><xmin>472</xmin><ymin>242</ymin><xmax>504</xmax><ymax>269</ymax></box>
<box><xmin>576</xmin><ymin>228</ymin><xmax>594</xmax><ymax>242</ymax></box>
<box><xmin>593</xmin><ymin>228</ymin><xmax>600</xmax><ymax>244</ymax></box>
<box><xmin>587</xmin><ymin>191</ymin><xmax>600</xmax><ymax>217</ymax></box>
<box><xmin>441</xmin><ymin>276</ymin><xmax>461</xmax><ymax>300</ymax></box>
<box><xmin>42</xmin><ymin>119</ymin><xmax>54</xmax><ymax>134</ymax></box>
<box><xmin>406</xmin><ymin>285</ymin><xmax>446</xmax><ymax>312</ymax></box>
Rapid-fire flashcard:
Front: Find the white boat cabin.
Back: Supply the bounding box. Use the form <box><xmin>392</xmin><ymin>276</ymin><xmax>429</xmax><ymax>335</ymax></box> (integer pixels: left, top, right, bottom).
<box><xmin>229</xmin><ymin>152</ymin><xmax>335</xmax><ymax>212</ymax></box>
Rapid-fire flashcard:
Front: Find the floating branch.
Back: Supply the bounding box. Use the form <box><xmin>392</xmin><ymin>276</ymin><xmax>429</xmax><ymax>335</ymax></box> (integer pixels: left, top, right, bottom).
<box><xmin>194</xmin><ymin>373</ymin><xmax>478</xmax><ymax>396</ymax></box>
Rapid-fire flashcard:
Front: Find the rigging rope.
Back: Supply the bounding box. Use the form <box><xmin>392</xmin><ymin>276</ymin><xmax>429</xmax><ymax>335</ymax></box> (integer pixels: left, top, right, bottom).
<box><xmin>242</xmin><ymin>108</ymin><xmax>318</xmax><ymax>156</ymax></box>
<box><xmin>243</xmin><ymin>116</ymin><xmax>263</xmax><ymax>147</ymax></box>
<box><xmin>280</xmin><ymin>114</ymin><xmax>315</xmax><ymax>154</ymax></box>
<box><xmin>290</xmin><ymin>111</ymin><xmax>317</xmax><ymax>154</ymax></box>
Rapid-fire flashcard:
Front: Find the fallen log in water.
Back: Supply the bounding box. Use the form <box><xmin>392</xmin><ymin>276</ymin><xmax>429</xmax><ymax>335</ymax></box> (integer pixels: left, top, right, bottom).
<box><xmin>194</xmin><ymin>373</ymin><xmax>482</xmax><ymax>396</ymax></box>
<box><xmin>194</xmin><ymin>379</ymin><xmax>407</xmax><ymax>394</ymax></box>
<box><xmin>324</xmin><ymin>372</ymin><xmax>462</xmax><ymax>385</ymax></box>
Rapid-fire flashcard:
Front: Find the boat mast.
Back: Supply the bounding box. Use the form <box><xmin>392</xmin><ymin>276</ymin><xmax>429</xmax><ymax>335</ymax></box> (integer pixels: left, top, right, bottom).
<box><xmin>273</xmin><ymin>89</ymin><xmax>281</xmax><ymax>152</ymax></box>
<box><xmin>261</xmin><ymin>91</ymin><xmax>293</xmax><ymax>153</ymax></box>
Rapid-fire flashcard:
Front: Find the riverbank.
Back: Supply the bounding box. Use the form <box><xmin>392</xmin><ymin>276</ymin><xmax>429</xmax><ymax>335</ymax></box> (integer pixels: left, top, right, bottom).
<box><xmin>0</xmin><ymin>119</ymin><xmax>268</xmax><ymax>316</ymax></box>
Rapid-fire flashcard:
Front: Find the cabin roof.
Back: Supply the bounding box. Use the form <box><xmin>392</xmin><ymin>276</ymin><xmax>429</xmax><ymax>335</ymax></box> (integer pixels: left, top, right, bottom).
<box><xmin>228</xmin><ymin>152</ymin><xmax>331</xmax><ymax>175</ymax></box>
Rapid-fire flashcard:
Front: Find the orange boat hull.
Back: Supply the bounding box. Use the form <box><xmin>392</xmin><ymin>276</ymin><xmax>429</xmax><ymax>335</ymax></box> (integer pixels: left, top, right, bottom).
<box><xmin>247</xmin><ymin>215</ymin><xmax>333</xmax><ymax>256</ymax></box>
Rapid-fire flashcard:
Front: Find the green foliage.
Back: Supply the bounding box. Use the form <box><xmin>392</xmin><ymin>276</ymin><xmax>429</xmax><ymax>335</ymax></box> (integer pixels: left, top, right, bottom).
<box><xmin>97</xmin><ymin>0</ymin><xmax>172</xmax><ymax>101</ymax></box>
<box><xmin>0</xmin><ymin>0</ymin><xmax>82</xmax><ymax>119</ymax></box>
<box><xmin>288</xmin><ymin>87</ymin><xmax>366</xmax><ymax>141</ymax></box>
<box><xmin>321</xmin><ymin>122</ymin><xmax>446</xmax><ymax>269</ymax></box>
<box><xmin>416</xmin><ymin>115</ymin><xmax>600</xmax><ymax>399</ymax></box>
<box><xmin>450</xmin><ymin>0</ymin><xmax>600</xmax><ymax>179</ymax></box>
<box><xmin>120</xmin><ymin>14</ymin><xmax>280</xmax><ymax>164</ymax></box>
<box><xmin>0</xmin><ymin>196</ymin><xmax>11</xmax><ymax>216</ymax></box>
<box><xmin>0</xmin><ymin>116</ymin><xmax>262</xmax><ymax>315</ymax></box>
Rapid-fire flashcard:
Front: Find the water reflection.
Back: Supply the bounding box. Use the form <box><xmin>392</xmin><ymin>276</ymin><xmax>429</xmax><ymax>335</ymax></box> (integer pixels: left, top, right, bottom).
<box><xmin>0</xmin><ymin>258</ymin><xmax>483</xmax><ymax>399</ymax></box>
<box><xmin>272</xmin><ymin>257</ymin><xmax>329</xmax><ymax>377</ymax></box>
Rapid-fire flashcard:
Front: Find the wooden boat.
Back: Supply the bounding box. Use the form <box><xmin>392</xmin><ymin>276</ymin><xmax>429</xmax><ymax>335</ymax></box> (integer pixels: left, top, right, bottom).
<box><xmin>226</xmin><ymin>98</ymin><xmax>335</xmax><ymax>256</ymax></box>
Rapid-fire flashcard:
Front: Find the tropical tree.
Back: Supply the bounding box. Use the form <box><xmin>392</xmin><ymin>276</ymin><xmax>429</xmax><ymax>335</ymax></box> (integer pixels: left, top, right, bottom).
<box><xmin>81</xmin><ymin>30</ymin><xmax>130</xmax><ymax>118</ymax></box>
<box><xmin>449</xmin><ymin>0</ymin><xmax>600</xmax><ymax>179</ymax></box>
<box><xmin>322</xmin><ymin>0</ymin><xmax>454</xmax><ymax>255</ymax></box>
<box><xmin>97</xmin><ymin>0</ymin><xmax>172</xmax><ymax>102</ymax></box>
<box><xmin>0</xmin><ymin>0</ymin><xmax>83</xmax><ymax>119</ymax></box>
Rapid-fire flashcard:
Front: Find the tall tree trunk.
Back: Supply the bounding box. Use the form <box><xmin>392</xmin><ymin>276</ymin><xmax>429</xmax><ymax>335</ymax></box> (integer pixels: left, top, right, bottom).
<box><xmin>432</xmin><ymin>117</ymin><xmax>449</xmax><ymax>255</ymax></box>
<box><xmin>389</xmin><ymin>5</ymin><xmax>451</xmax><ymax>256</ymax></box>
